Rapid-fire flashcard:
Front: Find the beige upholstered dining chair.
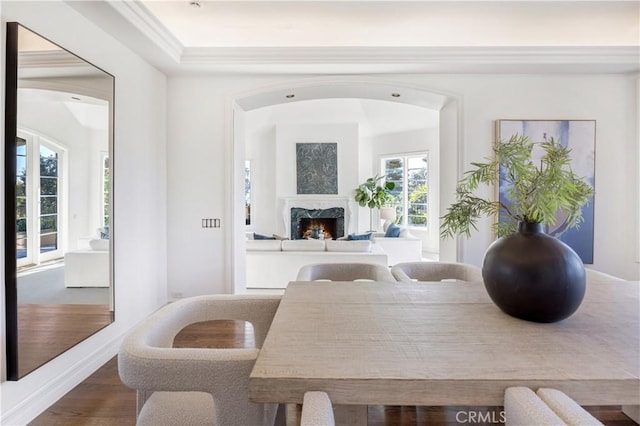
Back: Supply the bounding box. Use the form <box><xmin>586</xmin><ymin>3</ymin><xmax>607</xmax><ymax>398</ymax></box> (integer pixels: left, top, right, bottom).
<box><xmin>296</xmin><ymin>262</ymin><xmax>395</xmax><ymax>282</ymax></box>
<box><xmin>390</xmin><ymin>261</ymin><xmax>483</xmax><ymax>282</ymax></box>
<box><xmin>300</xmin><ymin>392</ymin><xmax>335</xmax><ymax>426</ymax></box>
<box><xmin>504</xmin><ymin>387</ymin><xmax>602</xmax><ymax>426</ymax></box>
<box><xmin>118</xmin><ymin>294</ymin><xmax>282</xmax><ymax>426</ymax></box>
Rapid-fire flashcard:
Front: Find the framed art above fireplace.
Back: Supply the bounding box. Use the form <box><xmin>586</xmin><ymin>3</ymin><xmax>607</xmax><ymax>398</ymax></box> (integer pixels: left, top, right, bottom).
<box><xmin>296</xmin><ymin>142</ymin><xmax>338</xmax><ymax>194</ymax></box>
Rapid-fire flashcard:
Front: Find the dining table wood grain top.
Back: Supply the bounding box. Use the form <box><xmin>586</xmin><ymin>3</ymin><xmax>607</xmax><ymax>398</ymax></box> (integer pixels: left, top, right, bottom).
<box><xmin>249</xmin><ymin>280</ymin><xmax>640</xmax><ymax>407</ymax></box>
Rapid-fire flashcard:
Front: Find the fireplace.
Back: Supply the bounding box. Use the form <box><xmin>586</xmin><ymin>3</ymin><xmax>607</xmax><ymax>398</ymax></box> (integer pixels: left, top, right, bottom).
<box><xmin>291</xmin><ymin>207</ymin><xmax>345</xmax><ymax>240</ymax></box>
<box><xmin>281</xmin><ymin>197</ymin><xmax>355</xmax><ymax>239</ymax></box>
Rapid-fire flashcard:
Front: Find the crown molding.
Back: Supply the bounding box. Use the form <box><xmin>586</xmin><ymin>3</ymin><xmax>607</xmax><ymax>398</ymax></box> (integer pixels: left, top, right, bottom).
<box><xmin>95</xmin><ymin>1</ymin><xmax>638</xmax><ymax>74</ymax></box>
<box><xmin>173</xmin><ymin>45</ymin><xmax>640</xmax><ymax>74</ymax></box>
<box><xmin>107</xmin><ymin>0</ymin><xmax>183</xmax><ymax>63</ymax></box>
<box><xmin>181</xmin><ymin>46</ymin><xmax>639</xmax><ymax>66</ymax></box>
<box><xmin>19</xmin><ymin>51</ymin><xmax>88</xmax><ymax>68</ymax></box>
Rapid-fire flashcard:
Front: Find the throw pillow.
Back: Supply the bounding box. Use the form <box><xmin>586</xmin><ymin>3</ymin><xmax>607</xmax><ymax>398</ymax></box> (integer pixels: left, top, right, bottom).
<box><xmin>254</xmin><ymin>232</ymin><xmax>276</xmax><ymax>240</ymax></box>
<box><xmin>347</xmin><ymin>233</ymin><xmax>372</xmax><ymax>241</ymax></box>
<box><xmin>100</xmin><ymin>226</ymin><xmax>109</xmax><ymax>239</ymax></box>
<box><xmin>384</xmin><ymin>223</ymin><xmax>401</xmax><ymax>238</ymax></box>
<box><xmin>272</xmin><ymin>234</ymin><xmax>290</xmax><ymax>240</ymax></box>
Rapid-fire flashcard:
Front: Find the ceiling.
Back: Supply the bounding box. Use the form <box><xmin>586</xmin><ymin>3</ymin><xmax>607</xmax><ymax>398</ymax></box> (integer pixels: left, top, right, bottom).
<box><xmin>69</xmin><ymin>1</ymin><xmax>640</xmax><ymax>75</ymax></box>
<box><xmin>141</xmin><ymin>1</ymin><xmax>638</xmax><ymax>48</ymax></box>
<box><xmin>246</xmin><ymin>98</ymin><xmax>440</xmax><ymax>138</ymax></box>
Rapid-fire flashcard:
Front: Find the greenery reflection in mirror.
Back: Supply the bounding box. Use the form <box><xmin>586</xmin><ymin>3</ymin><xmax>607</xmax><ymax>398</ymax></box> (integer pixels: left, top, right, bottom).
<box><xmin>4</xmin><ymin>23</ymin><xmax>114</xmax><ymax>380</ymax></box>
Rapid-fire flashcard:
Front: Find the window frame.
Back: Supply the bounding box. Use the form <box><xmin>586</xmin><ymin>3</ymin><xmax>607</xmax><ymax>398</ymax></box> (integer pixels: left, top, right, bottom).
<box><xmin>380</xmin><ymin>151</ymin><xmax>429</xmax><ymax>231</ymax></box>
<box><xmin>245</xmin><ymin>159</ymin><xmax>252</xmax><ymax>227</ymax></box>
<box><xmin>101</xmin><ymin>152</ymin><xmax>110</xmax><ymax>228</ymax></box>
<box><xmin>16</xmin><ymin>129</ymin><xmax>66</xmax><ymax>266</ymax></box>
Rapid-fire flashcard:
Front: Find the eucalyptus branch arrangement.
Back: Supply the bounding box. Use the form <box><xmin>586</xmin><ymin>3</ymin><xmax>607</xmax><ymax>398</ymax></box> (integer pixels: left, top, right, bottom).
<box><xmin>440</xmin><ymin>134</ymin><xmax>594</xmax><ymax>239</ymax></box>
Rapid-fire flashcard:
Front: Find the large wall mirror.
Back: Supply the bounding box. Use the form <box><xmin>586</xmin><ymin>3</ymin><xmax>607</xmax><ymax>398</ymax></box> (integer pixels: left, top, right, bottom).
<box><xmin>4</xmin><ymin>22</ymin><xmax>114</xmax><ymax>380</ymax></box>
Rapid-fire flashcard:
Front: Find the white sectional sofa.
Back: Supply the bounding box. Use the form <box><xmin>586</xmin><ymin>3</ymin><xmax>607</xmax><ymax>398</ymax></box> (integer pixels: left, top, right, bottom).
<box><xmin>246</xmin><ymin>239</ymin><xmax>388</xmax><ymax>289</ymax></box>
<box><xmin>371</xmin><ymin>231</ymin><xmax>423</xmax><ymax>266</ymax></box>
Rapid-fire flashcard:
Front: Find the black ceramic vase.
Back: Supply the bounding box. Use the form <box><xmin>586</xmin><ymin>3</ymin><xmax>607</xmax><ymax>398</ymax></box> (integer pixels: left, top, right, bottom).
<box><xmin>482</xmin><ymin>222</ymin><xmax>586</xmax><ymax>323</ymax></box>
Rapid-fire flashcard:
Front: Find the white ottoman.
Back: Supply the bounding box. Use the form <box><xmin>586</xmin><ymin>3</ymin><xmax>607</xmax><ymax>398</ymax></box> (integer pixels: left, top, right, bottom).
<box><xmin>64</xmin><ymin>249</ymin><xmax>109</xmax><ymax>287</ymax></box>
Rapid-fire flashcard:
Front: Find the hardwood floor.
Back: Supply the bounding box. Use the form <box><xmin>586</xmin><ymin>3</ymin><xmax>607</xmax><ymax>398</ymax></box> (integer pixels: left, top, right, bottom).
<box><xmin>18</xmin><ymin>304</ymin><xmax>113</xmax><ymax>377</ymax></box>
<box><xmin>29</xmin><ymin>357</ymin><xmax>136</xmax><ymax>426</ymax></box>
<box><xmin>30</xmin><ymin>320</ymin><xmax>636</xmax><ymax>425</ymax></box>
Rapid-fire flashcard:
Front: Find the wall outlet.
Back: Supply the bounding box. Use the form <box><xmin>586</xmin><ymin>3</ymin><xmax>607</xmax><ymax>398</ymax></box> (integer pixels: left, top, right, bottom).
<box><xmin>172</xmin><ymin>292</ymin><xmax>183</xmax><ymax>299</ymax></box>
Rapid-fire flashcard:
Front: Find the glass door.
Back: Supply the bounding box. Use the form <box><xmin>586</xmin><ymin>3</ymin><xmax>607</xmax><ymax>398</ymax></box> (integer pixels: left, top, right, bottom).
<box><xmin>16</xmin><ymin>137</ymin><xmax>30</xmax><ymax>267</ymax></box>
<box><xmin>16</xmin><ymin>131</ymin><xmax>64</xmax><ymax>267</ymax></box>
<box><xmin>38</xmin><ymin>144</ymin><xmax>61</xmax><ymax>262</ymax></box>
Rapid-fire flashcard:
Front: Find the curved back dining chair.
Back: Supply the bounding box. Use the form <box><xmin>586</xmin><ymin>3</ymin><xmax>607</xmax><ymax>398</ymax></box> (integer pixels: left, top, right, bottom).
<box><xmin>300</xmin><ymin>391</ymin><xmax>335</xmax><ymax>426</ymax></box>
<box><xmin>505</xmin><ymin>386</ymin><xmax>564</xmax><ymax>425</ymax></box>
<box><xmin>296</xmin><ymin>262</ymin><xmax>395</xmax><ymax>282</ymax></box>
<box><xmin>536</xmin><ymin>388</ymin><xmax>603</xmax><ymax>425</ymax></box>
<box><xmin>504</xmin><ymin>387</ymin><xmax>602</xmax><ymax>426</ymax></box>
<box><xmin>118</xmin><ymin>294</ymin><xmax>281</xmax><ymax>426</ymax></box>
<box><xmin>391</xmin><ymin>261</ymin><xmax>483</xmax><ymax>282</ymax></box>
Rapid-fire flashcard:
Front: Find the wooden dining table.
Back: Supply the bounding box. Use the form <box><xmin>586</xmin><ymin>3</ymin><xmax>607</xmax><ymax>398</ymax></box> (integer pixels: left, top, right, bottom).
<box><xmin>249</xmin><ymin>280</ymin><xmax>640</xmax><ymax>423</ymax></box>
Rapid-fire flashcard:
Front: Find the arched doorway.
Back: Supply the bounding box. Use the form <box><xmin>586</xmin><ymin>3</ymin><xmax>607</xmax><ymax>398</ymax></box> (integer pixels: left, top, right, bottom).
<box><xmin>228</xmin><ymin>78</ymin><xmax>462</xmax><ymax>293</ymax></box>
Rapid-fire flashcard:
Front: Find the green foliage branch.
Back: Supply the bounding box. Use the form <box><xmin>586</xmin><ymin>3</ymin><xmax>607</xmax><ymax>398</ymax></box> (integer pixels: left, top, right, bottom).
<box><xmin>440</xmin><ymin>134</ymin><xmax>594</xmax><ymax>239</ymax></box>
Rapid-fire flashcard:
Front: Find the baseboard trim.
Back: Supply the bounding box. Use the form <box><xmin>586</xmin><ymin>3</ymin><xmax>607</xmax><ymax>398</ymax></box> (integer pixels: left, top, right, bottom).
<box><xmin>622</xmin><ymin>406</ymin><xmax>640</xmax><ymax>424</ymax></box>
<box><xmin>1</xmin><ymin>330</ymin><xmax>126</xmax><ymax>426</ymax></box>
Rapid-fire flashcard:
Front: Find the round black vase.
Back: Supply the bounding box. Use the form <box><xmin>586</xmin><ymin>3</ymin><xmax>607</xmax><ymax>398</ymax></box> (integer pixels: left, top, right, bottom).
<box><xmin>482</xmin><ymin>222</ymin><xmax>586</xmax><ymax>323</ymax></box>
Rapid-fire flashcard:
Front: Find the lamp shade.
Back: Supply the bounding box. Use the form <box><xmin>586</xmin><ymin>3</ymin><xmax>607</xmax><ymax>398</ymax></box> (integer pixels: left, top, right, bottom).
<box><xmin>380</xmin><ymin>207</ymin><xmax>396</xmax><ymax>221</ymax></box>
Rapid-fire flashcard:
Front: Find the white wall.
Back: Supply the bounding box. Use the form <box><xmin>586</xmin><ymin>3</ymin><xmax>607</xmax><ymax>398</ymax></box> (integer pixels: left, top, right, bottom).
<box><xmin>277</xmin><ymin>124</ymin><xmax>359</xmax><ymax>199</ymax></box>
<box><xmin>637</xmin><ymin>76</ymin><xmax>640</xmax><ymax>264</ymax></box>
<box><xmin>1</xmin><ymin>2</ymin><xmax>168</xmax><ymax>424</ymax></box>
<box><xmin>430</xmin><ymin>73</ymin><xmax>639</xmax><ymax>277</ymax></box>
<box><xmin>277</xmin><ymin>123</ymin><xmax>358</xmax><ymax>235</ymax></box>
<box><xmin>247</xmin><ymin>122</ymin><xmax>359</xmax><ymax>237</ymax></box>
<box><xmin>245</xmin><ymin>121</ymin><xmax>276</xmax><ymax>236</ymax></box>
<box><xmin>167</xmin><ymin>75</ymin><xmax>288</xmax><ymax>298</ymax></box>
<box><xmin>167</xmin><ymin>72</ymin><xmax>639</xmax><ymax>301</ymax></box>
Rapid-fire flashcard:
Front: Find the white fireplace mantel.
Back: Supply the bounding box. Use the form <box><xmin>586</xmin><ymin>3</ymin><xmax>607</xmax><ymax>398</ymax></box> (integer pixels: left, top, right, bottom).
<box><xmin>281</xmin><ymin>196</ymin><xmax>357</xmax><ymax>238</ymax></box>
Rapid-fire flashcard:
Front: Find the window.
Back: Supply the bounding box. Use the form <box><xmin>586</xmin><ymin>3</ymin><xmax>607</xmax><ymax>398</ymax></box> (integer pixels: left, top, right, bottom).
<box><xmin>16</xmin><ymin>137</ymin><xmax>27</xmax><ymax>260</ymax></box>
<box><xmin>16</xmin><ymin>131</ymin><xmax>64</xmax><ymax>266</ymax></box>
<box><xmin>381</xmin><ymin>153</ymin><xmax>428</xmax><ymax>228</ymax></box>
<box><xmin>102</xmin><ymin>154</ymin><xmax>110</xmax><ymax>227</ymax></box>
<box><xmin>39</xmin><ymin>145</ymin><xmax>59</xmax><ymax>255</ymax></box>
<box><xmin>245</xmin><ymin>160</ymin><xmax>251</xmax><ymax>226</ymax></box>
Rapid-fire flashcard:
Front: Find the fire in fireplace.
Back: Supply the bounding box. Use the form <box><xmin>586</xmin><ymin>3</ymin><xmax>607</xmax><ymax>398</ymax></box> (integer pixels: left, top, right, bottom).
<box><xmin>291</xmin><ymin>207</ymin><xmax>345</xmax><ymax>240</ymax></box>
<box><xmin>299</xmin><ymin>218</ymin><xmax>337</xmax><ymax>240</ymax></box>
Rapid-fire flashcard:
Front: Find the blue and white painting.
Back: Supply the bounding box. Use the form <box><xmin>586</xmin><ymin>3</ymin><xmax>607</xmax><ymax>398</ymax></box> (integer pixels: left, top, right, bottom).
<box><xmin>497</xmin><ymin>120</ymin><xmax>596</xmax><ymax>264</ymax></box>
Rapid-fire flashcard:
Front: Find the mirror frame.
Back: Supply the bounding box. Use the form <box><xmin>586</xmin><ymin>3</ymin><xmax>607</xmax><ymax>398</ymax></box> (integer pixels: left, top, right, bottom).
<box><xmin>4</xmin><ymin>22</ymin><xmax>115</xmax><ymax>380</ymax></box>
<box><xmin>5</xmin><ymin>21</ymin><xmax>19</xmax><ymax>381</ymax></box>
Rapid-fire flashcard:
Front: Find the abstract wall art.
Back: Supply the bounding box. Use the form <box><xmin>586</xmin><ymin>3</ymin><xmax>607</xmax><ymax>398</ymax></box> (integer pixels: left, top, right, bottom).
<box><xmin>296</xmin><ymin>142</ymin><xmax>338</xmax><ymax>194</ymax></box>
<box><xmin>497</xmin><ymin>120</ymin><xmax>596</xmax><ymax>264</ymax></box>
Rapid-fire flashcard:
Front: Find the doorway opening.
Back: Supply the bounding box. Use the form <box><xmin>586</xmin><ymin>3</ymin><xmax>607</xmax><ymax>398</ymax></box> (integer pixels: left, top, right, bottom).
<box><xmin>230</xmin><ymin>79</ymin><xmax>461</xmax><ymax>293</ymax></box>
